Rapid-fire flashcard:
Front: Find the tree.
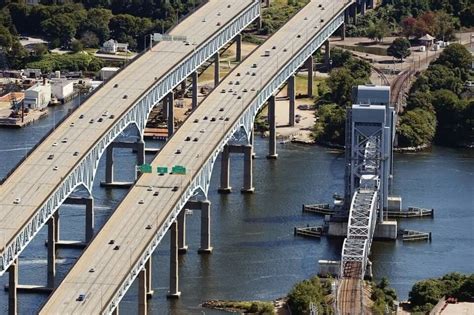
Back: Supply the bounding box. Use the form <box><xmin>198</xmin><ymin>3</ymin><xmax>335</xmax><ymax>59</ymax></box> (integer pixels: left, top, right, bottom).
<box><xmin>80</xmin><ymin>8</ymin><xmax>112</xmax><ymax>43</ymax></box>
<box><xmin>80</xmin><ymin>31</ymin><xmax>100</xmax><ymax>48</ymax></box>
<box><xmin>313</xmin><ymin>104</ymin><xmax>347</xmax><ymax>145</ymax></box>
<box><xmin>434</xmin><ymin>10</ymin><xmax>456</xmax><ymax>40</ymax></box>
<box><xmin>387</xmin><ymin>37</ymin><xmax>411</xmax><ymax>61</ymax></box>
<box><xmin>32</xmin><ymin>43</ymin><xmax>48</xmax><ymax>56</ymax></box>
<box><xmin>366</xmin><ymin>19</ymin><xmax>388</xmax><ymax>42</ymax></box>
<box><xmin>0</xmin><ymin>25</ymin><xmax>13</xmax><ymax>50</ymax></box>
<box><xmin>41</xmin><ymin>14</ymin><xmax>77</xmax><ymax>47</ymax></box>
<box><xmin>398</xmin><ymin>108</ymin><xmax>437</xmax><ymax>147</ymax></box>
<box><xmin>401</xmin><ymin>16</ymin><xmax>417</xmax><ymax>38</ymax></box>
<box><xmin>71</xmin><ymin>39</ymin><xmax>83</xmax><ymax>53</ymax></box>
<box><xmin>327</xmin><ymin>68</ymin><xmax>356</xmax><ymax>107</ymax></box>
<box><xmin>409</xmin><ymin>279</ymin><xmax>444</xmax><ymax>310</ymax></box>
<box><xmin>435</xmin><ymin>43</ymin><xmax>472</xmax><ymax>71</ymax></box>
<box><xmin>330</xmin><ymin>48</ymin><xmax>352</xmax><ymax>68</ymax></box>
<box><xmin>287</xmin><ymin>276</ymin><xmax>328</xmax><ymax>314</ymax></box>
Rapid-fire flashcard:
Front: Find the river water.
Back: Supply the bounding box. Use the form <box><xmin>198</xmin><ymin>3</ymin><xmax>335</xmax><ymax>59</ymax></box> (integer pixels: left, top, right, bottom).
<box><xmin>0</xmin><ymin>100</ymin><xmax>472</xmax><ymax>314</ymax></box>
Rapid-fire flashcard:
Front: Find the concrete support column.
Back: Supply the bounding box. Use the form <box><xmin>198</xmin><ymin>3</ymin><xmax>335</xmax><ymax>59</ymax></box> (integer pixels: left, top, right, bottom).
<box><xmin>267</xmin><ymin>96</ymin><xmax>278</xmax><ymax>159</ymax></box>
<box><xmin>324</xmin><ymin>40</ymin><xmax>331</xmax><ymax>68</ymax></box>
<box><xmin>167</xmin><ymin>221</ymin><xmax>180</xmax><ymax>298</ymax></box>
<box><xmin>180</xmin><ymin>80</ymin><xmax>186</xmax><ymax>94</ymax></box>
<box><xmin>241</xmin><ymin>145</ymin><xmax>254</xmax><ymax>193</ymax></box>
<box><xmin>53</xmin><ymin>211</ymin><xmax>59</xmax><ymax>243</ymax></box>
<box><xmin>361</xmin><ymin>0</ymin><xmax>367</xmax><ymax>15</ymax></box>
<box><xmin>47</xmin><ymin>217</ymin><xmax>56</xmax><ymax>289</ymax></box>
<box><xmin>305</xmin><ymin>56</ymin><xmax>314</xmax><ymax>97</ymax></box>
<box><xmin>235</xmin><ymin>33</ymin><xmax>242</xmax><ymax>62</ymax></box>
<box><xmin>214</xmin><ymin>52</ymin><xmax>220</xmax><ymax>87</ymax></box>
<box><xmin>250</xmin><ymin>130</ymin><xmax>256</xmax><ymax>158</ymax></box>
<box><xmin>177</xmin><ymin>210</ymin><xmax>188</xmax><ymax>254</ymax></box>
<box><xmin>145</xmin><ymin>257</ymin><xmax>153</xmax><ymax>298</ymax></box>
<box><xmin>85</xmin><ymin>197</ymin><xmax>94</xmax><ymax>242</ymax></box>
<box><xmin>105</xmin><ymin>145</ymin><xmax>114</xmax><ymax>184</ymax></box>
<box><xmin>198</xmin><ymin>200</ymin><xmax>213</xmax><ymax>254</ymax></box>
<box><xmin>167</xmin><ymin>92</ymin><xmax>174</xmax><ymax>138</ymax></box>
<box><xmin>138</xmin><ymin>268</ymin><xmax>147</xmax><ymax>315</ymax></box>
<box><xmin>341</xmin><ymin>22</ymin><xmax>346</xmax><ymax>40</ymax></box>
<box><xmin>218</xmin><ymin>145</ymin><xmax>231</xmax><ymax>193</ymax></box>
<box><xmin>136</xmin><ymin>139</ymin><xmax>145</xmax><ymax>180</ymax></box>
<box><xmin>288</xmin><ymin>75</ymin><xmax>296</xmax><ymax>126</ymax></box>
<box><xmin>162</xmin><ymin>100</ymin><xmax>168</xmax><ymax>121</ymax></box>
<box><xmin>8</xmin><ymin>259</ymin><xmax>18</xmax><ymax>315</ymax></box>
<box><xmin>352</xmin><ymin>3</ymin><xmax>357</xmax><ymax>24</ymax></box>
<box><xmin>191</xmin><ymin>71</ymin><xmax>198</xmax><ymax>109</ymax></box>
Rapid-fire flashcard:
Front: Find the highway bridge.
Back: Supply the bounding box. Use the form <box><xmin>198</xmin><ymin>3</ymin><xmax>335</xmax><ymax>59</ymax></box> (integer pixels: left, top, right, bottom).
<box><xmin>0</xmin><ymin>0</ymin><xmax>376</xmax><ymax>313</ymax></box>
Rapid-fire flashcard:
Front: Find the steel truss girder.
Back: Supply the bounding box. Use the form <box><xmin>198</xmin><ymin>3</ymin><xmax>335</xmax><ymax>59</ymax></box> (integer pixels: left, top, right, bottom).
<box><xmin>0</xmin><ymin>1</ymin><xmax>261</xmax><ymax>277</ymax></box>
<box><xmin>103</xmin><ymin>6</ymin><xmax>351</xmax><ymax>314</ymax></box>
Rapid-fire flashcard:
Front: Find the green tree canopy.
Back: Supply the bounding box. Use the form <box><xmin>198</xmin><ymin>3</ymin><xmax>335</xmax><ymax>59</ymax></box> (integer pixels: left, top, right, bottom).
<box><xmin>312</xmin><ymin>104</ymin><xmax>346</xmax><ymax>145</ymax></box>
<box><xmin>287</xmin><ymin>276</ymin><xmax>328</xmax><ymax>314</ymax></box>
<box><xmin>387</xmin><ymin>37</ymin><xmax>411</xmax><ymax>61</ymax></box>
<box><xmin>397</xmin><ymin>108</ymin><xmax>437</xmax><ymax>147</ymax></box>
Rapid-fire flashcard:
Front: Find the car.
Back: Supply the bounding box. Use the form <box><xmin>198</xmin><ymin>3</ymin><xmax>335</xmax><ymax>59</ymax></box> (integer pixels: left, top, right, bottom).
<box><xmin>89</xmin><ymin>268</ymin><xmax>95</xmax><ymax>273</ymax></box>
<box><xmin>185</xmin><ymin>41</ymin><xmax>190</xmax><ymax>46</ymax></box>
<box><xmin>216</xmin><ymin>22</ymin><xmax>221</xmax><ymax>26</ymax></box>
<box><xmin>219</xmin><ymin>117</ymin><xmax>224</xmax><ymax>120</ymax></box>
<box><xmin>145</xmin><ymin>224</ymin><xmax>152</xmax><ymax>230</ymax></box>
<box><xmin>138</xmin><ymin>200</ymin><xmax>144</xmax><ymax>204</ymax></box>
<box><xmin>73</xmin><ymin>152</ymin><xmax>79</xmax><ymax>156</ymax></box>
<box><xmin>102</xmin><ymin>111</ymin><xmax>108</xmax><ymax>117</ymax></box>
<box><xmin>219</xmin><ymin>107</ymin><xmax>224</xmax><ymax>112</ymax></box>
<box><xmin>171</xmin><ymin>186</ymin><xmax>179</xmax><ymax>192</ymax></box>
<box><xmin>233</xmin><ymin>92</ymin><xmax>237</xmax><ymax>96</ymax></box>
<box><xmin>236</xmin><ymin>72</ymin><xmax>241</xmax><ymax>77</ymax></box>
<box><xmin>176</xmin><ymin>149</ymin><xmax>182</xmax><ymax>154</ymax></box>
<box><xmin>272</xmin><ymin>46</ymin><xmax>276</xmax><ymax>50</ymax></box>
<box><xmin>211</xmin><ymin>117</ymin><xmax>216</xmax><ymax>122</ymax></box>
<box><xmin>153</xmin><ymin>191</ymin><xmax>159</xmax><ymax>196</ymax></box>
<box><xmin>79</xmin><ymin>114</ymin><xmax>84</xmax><ymax>119</ymax></box>
<box><xmin>221</xmin><ymin>89</ymin><xmax>226</xmax><ymax>93</ymax></box>
<box><xmin>53</xmin><ymin>166</ymin><xmax>58</xmax><ymax>171</ymax></box>
<box><xmin>251</xmin><ymin>73</ymin><xmax>256</xmax><ymax>76</ymax></box>
<box><xmin>62</xmin><ymin>138</ymin><xmax>68</xmax><ymax>143</ymax></box>
<box><xmin>13</xmin><ymin>198</ymin><xmax>21</xmax><ymax>204</ymax></box>
<box><xmin>229</xmin><ymin>81</ymin><xmax>233</xmax><ymax>85</ymax></box>
<box><xmin>48</xmin><ymin>154</ymin><xmax>54</xmax><ymax>160</ymax></box>
<box><xmin>283</xmin><ymin>48</ymin><xmax>287</xmax><ymax>52</ymax></box>
<box><xmin>252</xmin><ymin>64</ymin><xmax>257</xmax><ymax>68</ymax></box>
<box><xmin>77</xmin><ymin>294</ymin><xmax>86</xmax><ymax>302</ymax></box>
<box><xmin>114</xmin><ymin>84</ymin><xmax>118</xmax><ymax>88</ymax></box>
<box><xmin>108</xmin><ymin>240</ymin><xmax>115</xmax><ymax>245</ymax></box>
<box><xmin>203</xmin><ymin>116</ymin><xmax>208</xmax><ymax>120</ymax></box>
<box><xmin>243</xmin><ymin>89</ymin><xmax>248</xmax><ymax>93</ymax></box>
<box><xmin>70</xmin><ymin>122</ymin><xmax>75</xmax><ymax>127</ymax></box>
<box><xmin>89</xmin><ymin>119</ymin><xmax>94</xmax><ymax>124</ymax></box>
<box><xmin>113</xmin><ymin>245</ymin><xmax>120</xmax><ymax>250</ymax></box>
<box><xmin>318</xmin><ymin>3</ymin><xmax>322</xmax><ymax>7</ymax></box>
<box><xmin>52</xmin><ymin>142</ymin><xmax>58</xmax><ymax>147</ymax></box>
<box><xmin>193</xmin><ymin>119</ymin><xmax>199</xmax><ymax>123</ymax></box>
<box><xmin>235</xmin><ymin>81</ymin><xmax>240</xmax><ymax>85</ymax></box>
<box><xmin>297</xmin><ymin>34</ymin><xmax>301</xmax><ymax>38</ymax></box>
<box><xmin>109</xmin><ymin>114</ymin><xmax>115</xmax><ymax>119</ymax></box>
<box><xmin>321</xmin><ymin>6</ymin><xmax>325</xmax><ymax>10</ymax></box>
<box><xmin>147</xmin><ymin>186</ymin><xmax>153</xmax><ymax>191</ymax></box>
<box><xmin>98</xmin><ymin>118</ymin><xmax>103</xmax><ymax>122</ymax></box>
<box><xmin>185</xmin><ymin>136</ymin><xmax>191</xmax><ymax>141</ymax></box>
<box><xmin>237</xmin><ymin>96</ymin><xmax>242</xmax><ymax>99</ymax></box>
<box><xmin>228</xmin><ymin>89</ymin><xmax>233</xmax><ymax>93</ymax></box>
<box><xmin>225</xmin><ymin>117</ymin><xmax>230</xmax><ymax>121</ymax></box>
<box><xmin>320</xmin><ymin>19</ymin><xmax>324</xmax><ymax>22</ymax></box>
<box><xmin>200</xmin><ymin>129</ymin><xmax>205</xmax><ymax>133</ymax></box>
<box><xmin>123</xmin><ymin>95</ymin><xmax>128</xmax><ymax>99</ymax></box>
<box><xmin>251</xmin><ymin>88</ymin><xmax>256</xmax><ymax>91</ymax></box>
<box><xmin>193</xmin><ymin>137</ymin><xmax>199</xmax><ymax>142</ymax></box>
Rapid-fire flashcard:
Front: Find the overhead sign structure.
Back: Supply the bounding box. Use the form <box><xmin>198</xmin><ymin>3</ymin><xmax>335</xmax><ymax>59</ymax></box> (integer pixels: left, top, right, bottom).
<box><xmin>138</xmin><ymin>164</ymin><xmax>152</xmax><ymax>174</ymax></box>
<box><xmin>172</xmin><ymin>165</ymin><xmax>187</xmax><ymax>175</ymax></box>
<box><xmin>153</xmin><ymin>33</ymin><xmax>188</xmax><ymax>42</ymax></box>
<box><xmin>157</xmin><ymin>166</ymin><xmax>168</xmax><ymax>174</ymax></box>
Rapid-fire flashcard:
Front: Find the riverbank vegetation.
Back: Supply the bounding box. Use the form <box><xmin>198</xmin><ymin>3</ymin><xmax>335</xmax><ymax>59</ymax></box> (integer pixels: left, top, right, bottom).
<box><xmin>202</xmin><ymin>300</ymin><xmax>274</xmax><ymax>315</ymax></box>
<box><xmin>311</xmin><ymin>49</ymin><xmax>371</xmax><ymax>146</ymax></box>
<box><xmin>408</xmin><ymin>272</ymin><xmax>474</xmax><ymax>313</ymax></box>
<box><xmin>371</xmin><ymin>278</ymin><xmax>398</xmax><ymax>315</ymax></box>
<box><xmin>287</xmin><ymin>276</ymin><xmax>334</xmax><ymax>314</ymax></box>
<box><xmin>398</xmin><ymin>43</ymin><xmax>473</xmax><ymax>147</ymax></box>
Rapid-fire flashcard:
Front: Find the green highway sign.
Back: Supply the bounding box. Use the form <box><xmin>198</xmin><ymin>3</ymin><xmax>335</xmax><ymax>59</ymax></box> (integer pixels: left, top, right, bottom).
<box><xmin>138</xmin><ymin>164</ymin><xmax>152</xmax><ymax>173</ymax></box>
<box><xmin>172</xmin><ymin>165</ymin><xmax>186</xmax><ymax>175</ymax></box>
<box><xmin>157</xmin><ymin>166</ymin><xmax>168</xmax><ymax>174</ymax></box>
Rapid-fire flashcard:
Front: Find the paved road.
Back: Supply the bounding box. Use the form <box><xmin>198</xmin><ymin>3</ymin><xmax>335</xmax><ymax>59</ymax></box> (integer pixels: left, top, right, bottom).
<box><xmin>0</xmin><ymin>0</ymin><xmax>253</xmax><ymax>270</ymax></box>
<box><xmin>40</xmin><ymin>0</ymin><xmax>351</xmax><ymax>313</ymax></box>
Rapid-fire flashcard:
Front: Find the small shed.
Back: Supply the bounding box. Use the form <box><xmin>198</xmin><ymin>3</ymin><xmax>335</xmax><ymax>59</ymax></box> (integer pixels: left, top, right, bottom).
<box><xmin>419</xmin><ymin>34</ymin><xmax>435</xmax><ymax>47</ymax></box>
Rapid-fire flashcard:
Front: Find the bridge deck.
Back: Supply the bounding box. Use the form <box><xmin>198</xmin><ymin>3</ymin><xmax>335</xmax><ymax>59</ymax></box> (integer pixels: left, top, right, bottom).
<box><xmin>0</xmin><ymin>0</ymin><xmax>253</xmax><ymax>264</ymax></box>
<box><xmin>40</xmin><ymin>0</ymin><xmax>351</xmax><ymax>313</ymax></box>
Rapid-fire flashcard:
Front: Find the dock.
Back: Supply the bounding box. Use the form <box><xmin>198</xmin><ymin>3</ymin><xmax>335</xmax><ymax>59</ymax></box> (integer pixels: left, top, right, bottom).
<box><xmin>0</xmin><ymin>110</ymin><xmax>48</xmax><ymax>128</ymax></box>
<box><xmin>400</xmin><ymin>229</ymin><xmax>432</xmax><ymax>242</ymax></box>
<box><xmin>294</xmin><ymin>226</ymin><xmax>323</xmax><ymax>238</ymax></box>
<box><xmin>388</xmin><ymin>207</ymin><xmax>434</xmax><ymax>218</ymax></box>
<box><xmin>302</xmin><ymin>203</ymin><xmax>335</xmax><ymax>215</ymax></box>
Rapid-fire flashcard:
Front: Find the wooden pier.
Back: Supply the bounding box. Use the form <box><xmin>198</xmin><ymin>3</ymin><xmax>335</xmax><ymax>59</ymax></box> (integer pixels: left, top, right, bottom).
<box><xmin>400</xmin><ymin>229</ymin><xmax>432</xmax><ymax>242</ymax></box>
<box><xmin>387</xmin><ymin>207</ymin><xmax>434</xmax><ymax>218</ymax></box>
<box><xmin>294</xmin><ymin>226</ymin><xmax>323</xmax><ymax>238</ymax></box>
<box><xmin>302</xmin><ymin>203</ymin><xmax>334</xmax><ymax>215</ymax></box>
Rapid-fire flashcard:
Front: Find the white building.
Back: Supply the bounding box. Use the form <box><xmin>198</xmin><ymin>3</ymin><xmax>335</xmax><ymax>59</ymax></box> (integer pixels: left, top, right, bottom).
<box><xmin>51</xmin><ymin>79</ymin><xmax>74</xmax><ymax>101</ymax></box>
<box><xmin>100</xmin><ymin>67</ymin><xmax>120</xmax><ymax>81</ymax></box>
<box><xmin>24</xmin><ymin>81</ymin><xmax>51</xmax><ymax>110</ymax></box>
<box><xmin>100</xmin><ymin>39</ymin><xmax>129</xmax><ymax>54</ymax></box>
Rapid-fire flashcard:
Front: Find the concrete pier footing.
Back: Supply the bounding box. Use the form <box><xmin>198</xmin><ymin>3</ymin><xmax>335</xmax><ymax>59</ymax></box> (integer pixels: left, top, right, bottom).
<box><xmin>288</xmin><ymin>75</ymin><xmax>295</xmax><ymax>126</ymax></box>
<box><xmin>214</xmin><ymin>52</ymin><xmax>220</xmax><ymax>87</ymax></box>
<box><xmin>198</xmin><ymin>200</ymin><xmax>213</xmax><ymax>254</ymax></box>
<box><xmin>219</xmin><ymin>144</ymin><xmax>255</xmax><ymax>193</ymax></box>
<box><xmin>167</xmin><ymin>222</ymin><xmax>181</xmax><ymax>299</ymax></box>
<box><xmin>235</xmin><ymin>33</ymin><xmax>242</xmax><ymax>62</ymax></box>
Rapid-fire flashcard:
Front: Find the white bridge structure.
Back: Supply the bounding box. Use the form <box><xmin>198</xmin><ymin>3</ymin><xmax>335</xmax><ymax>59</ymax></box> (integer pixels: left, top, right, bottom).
<box><xmin>0</xmin><ymin>0</ymin><xmax>372</xmax><ymax>313</ymax></box>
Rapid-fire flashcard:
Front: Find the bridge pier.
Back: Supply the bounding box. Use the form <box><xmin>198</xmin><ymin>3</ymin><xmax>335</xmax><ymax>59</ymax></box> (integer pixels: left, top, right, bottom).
<box><xmin>288</xmin><ymin>75</ymin><xmax>295</xmax><ymax>126</ymax></box>
<box><xmin>218</xmin><ymin>145</ymin><xmax>232</xmax><ymax>193</ymax></box>
<box><xmin>8</xmin><ymin>259</ymin><xmax>17</xmax><ymax>315</ymax></box>
<box><xmin>267</xmin><ymin>96</ymin><xmax>278</xmax><ymax>159</ymax></box>
<box><xmin>305</xmin><ymin>56</ymin><xmax>314</xmax><ymax>97</ymax></box>
<box><xmin>167</xmin><ymin>92</ymin><xmax>175</xmax><ymax>138</ymax></box>
<box><xmin>360</xmin><ymin>0</ymin><xmax>367</xmax><ymax>16</ymax></box>
<box><xmin>341</xmin><ymin>22</ymin><xmax>346</xmax><ymax>40</ymax></box>
<box><xmin>198</xmin><ymin>200</ymin><xmax>213</xmax><ymax>254</ymax></box>
<box><xmin>324</xmin><ymin>41</ymin><xmax>331</xmax><ymax>69</ymax></box>
<box><xmin>177</xmin><ymin>210</ymin><xmax>188</xmax><ymax>254</ymax></box>
<box><xmin>192</xmin><ymin>71</ymin><xmax>198</xmax><ymax>109</ymax></box>
<box><xmin>101</xmin><ymin>140</ymin><xmax>145</xmax><ymax>188</ymax></box>
<box><xmin>351</xmin><ymin>3</ymin><xmax>357</xmax><ymax>24</ymax></box>
<box><xmin>235</xmin><ymin>33</ymin><xmax>242</xmax><ymax>62</ymax></box>
<box><xmin>138</xmin><ymin>267</ymin><xmax>148</xmax><ymax>314</ymax></box>
<box><xmin>214</xmin><ymin>52</ymin><xmax>220</xmax><ymax>87</ymax></box>
<box><xmin>218</xmin><ymin>144</ymin><xmax>255</xmax><ymax>193</ymax></box>
<box><xmin>167</xmin><ymin>221</ymin><xmax>181</xmax><ymax>298</ymax></box>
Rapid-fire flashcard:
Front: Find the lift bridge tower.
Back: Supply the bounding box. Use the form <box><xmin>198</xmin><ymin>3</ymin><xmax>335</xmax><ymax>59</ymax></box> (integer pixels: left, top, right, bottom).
<box><xmin>344</xmin><ymin>85</ymin><xmax>396</xmax><ymax>223</ymax></box>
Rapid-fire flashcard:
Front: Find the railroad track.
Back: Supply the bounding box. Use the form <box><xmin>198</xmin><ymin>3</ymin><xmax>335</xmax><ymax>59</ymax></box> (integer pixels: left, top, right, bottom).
<box><xmin>338</xmin><ymin>261</ymin><xmax>363</xmax><ymax>315</ymax></box>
